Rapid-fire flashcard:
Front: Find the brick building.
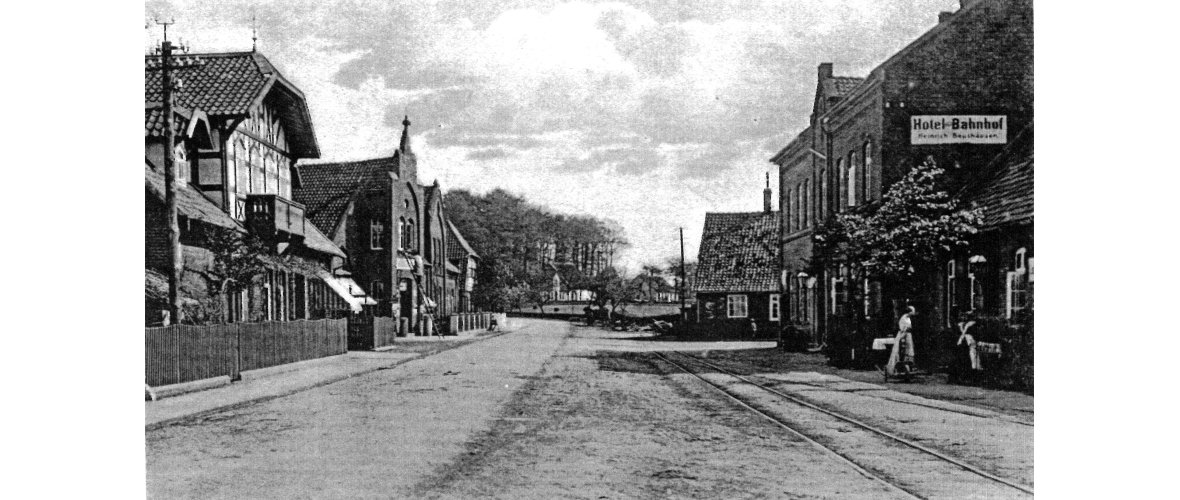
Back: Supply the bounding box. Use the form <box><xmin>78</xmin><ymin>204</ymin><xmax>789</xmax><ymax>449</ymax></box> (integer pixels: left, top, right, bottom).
<box><xmin>693</xmin><ymin>181</ymin><xmax>781</xmax><ymax>336</ymax></box>
<box><xmin>145</xmin><ymin>51</ymin><xmax>366</xmax><ymax>325</ymax></box>
<box><xmin>294</xmin><ymin>117</ymin><xmax>479</xmax><ymax>335</ymax></box>
<box><xmin>769</xmin><ymin>0</ymin><xmax>1033</xmax><ymax>363</ymax></box>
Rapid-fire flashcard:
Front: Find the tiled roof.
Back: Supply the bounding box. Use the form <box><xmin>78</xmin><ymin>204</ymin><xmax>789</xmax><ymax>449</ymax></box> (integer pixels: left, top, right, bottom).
<box><xmin>145</xmin><ymin>161</ymin><xmax>242</xmax><ymax>231</ymax></box>
<box><xmin>144</xmin><ymin>103</ymin><xmax>192</xmax><ymax>138</ymax></box>
<box><xmin>446</xmin><ymin>220</ymin><xmax>479</xmax><ymax>261</ymax></box>
<box><xmin>825</xmin><ymin>76</ymin><xmax>865</xmax><ymax>98</ymax></box>
<box><xmin>300</xmin><ymin>217</ymin><xmax>347</xmax><ymax>259</ymax></box>
<box><xmin>144</xmin><ymin>52</ymin><xmax>271</xmax><ymax>116</ymax></box>
<box><xmin>292</xmin><ymin>157</ymin><xmax>395</xmax><ymax>236</ymax></box>
<box><xmin>694</xmin><ymin>211</ymin><xmax>780</xmax><ymax>293</ymax></box>
<box><xmin>970</xmin><ymin>155</ymin><xmax>1033</xmax><ymax>229</ymax></box>
<box><xmin>145</xmin><ymin>51</ymin><xmax>320</xmax><ymax>157</ymax></box>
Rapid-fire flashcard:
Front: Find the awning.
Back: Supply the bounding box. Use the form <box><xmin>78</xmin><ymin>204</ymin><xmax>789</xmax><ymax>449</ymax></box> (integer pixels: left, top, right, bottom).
<box><xmin>317</xmin><ymin>269</ymin><xmax>375</xmax><ymax>312</ymax></box>
<box><xmin>396</xmin><ymin>256</ymin><xmax>415</xmax><ymax>271</ymax></box>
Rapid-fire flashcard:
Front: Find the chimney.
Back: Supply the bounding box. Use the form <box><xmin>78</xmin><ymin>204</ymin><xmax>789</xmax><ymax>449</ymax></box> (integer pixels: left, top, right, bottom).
<box><xmin>938</xmin><ymin>11</ymin><xmax>954</xmax><ymax>23</ymax></box>
<box><xmin>818</xmin><ymin>62</ymin><xmax>833</xmax><ymax>81</ymax></box>
<box><xmin>763</xmin><ymin>172</ymin><xmax>772</xmax><ymax>213</ymax></box>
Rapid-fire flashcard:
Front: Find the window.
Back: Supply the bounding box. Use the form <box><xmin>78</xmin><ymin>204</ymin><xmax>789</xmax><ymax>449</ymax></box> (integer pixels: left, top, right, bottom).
<box><xmin>968</xmin><ymin>255</ymin><xmax>986</xmax><ymax>312</ymax></box>
<box><xmin>830</xmin><ymin>265</ymin><xmax>848</xmax><ymax>316</ymax></box>
<box><xmin>727</xmin><ymin>294</ymin><xmax>748</xmax><ymax>318</ymax></box>
<box><xmin>1007</xmin><ymin>248</ymin><xmax>1030</xmax><ymax>319</ymax></box>
<box><xmin>784</xmin><ymin>192</ymin><xmax>792</xmax><ymax>232</ymax></box>
<box><xmin>371</xmin><ymin>281</ymin><xmax>385</xmax><ymax>299</ymax></box>
<box><xmin>803</xmin><ymin>179</ymin><xmax>811</xmax><ymax>227</ymax></box>
<box><xmin>847</xmin><ymin>151</ymin><xmax>857</xmax><ymax>207</ymax></box>
<box><xmin>836</xmin><ymin>159</ymin><xmax>846</xmax><ymax>211</ymax></box>
<box><xmin>406</xmin><ymin>219</ymin><xmax>416</xmax><ymax>250</ymax></box>
<box><xmin>945</xmin><ymin>260</ymin><xmax>957</xmax><ymax>326</ymax></box>
<box><xmin>863</xmin><ymin>141</ymin><xmax>873</xmax><ymax>202</ymax></box>
<box><xmin>819</xmin><ymin>168</ymin><xmax>827</xmax><ymax>220</ymax></box>
<box><xmin>863</xmin><ymin>279</ymin><xmax>872</xmax><ymax>317</ymax></box>
<box><xmin>796</xmin><ymin>183</ymin><xmax>804</xmax><ymax>230</ymax></box>
<box><xmin>398</xmin><ymin>217</ymin><xmax>407</xmax><ymax>249</ymax></box>
<box><xmin>370</xmin><ymin>219</ymin><xmax>385</xmax><ymax>250</ymax></box>
<box><xmin>769</xmin><ymin>294</ymin><xmax>781</xmax><ymax>321</ymax></box>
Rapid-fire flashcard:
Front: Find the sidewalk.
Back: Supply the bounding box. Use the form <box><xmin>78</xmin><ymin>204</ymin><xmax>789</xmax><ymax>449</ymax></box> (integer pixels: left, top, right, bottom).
<box><xmin>146</xmin><ymin>351</ymin><xmax>416</xmax><ymax>429</ymax></box>
<box><xmin>146</xmin><ymin>327</ymin><xmax>505</xmax><ymax>430</ymax></box>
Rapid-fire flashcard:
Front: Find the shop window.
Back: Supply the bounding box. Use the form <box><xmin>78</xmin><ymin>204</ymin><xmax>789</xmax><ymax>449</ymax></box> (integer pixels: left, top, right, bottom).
<box><xmin>769</xmin><ymin>294</ymin><xmax>781</xmax><ymax>321</ymax></box>
<box><xmin>370</xmin><ymin>219</ymin><xmax>384</xmax><ymax>250</ymax></box>
<box><xmin>727</xmin><ymin>294</ymin><xmax>748</xmax><ymax>318</ymax></box>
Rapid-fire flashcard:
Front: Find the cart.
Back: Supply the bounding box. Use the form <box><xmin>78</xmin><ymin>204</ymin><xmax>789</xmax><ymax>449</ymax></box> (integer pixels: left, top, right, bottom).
<box><xmin>872</xmin><ymin>335</ymin><xmax>923</xmax><ymax>383</ymax></box>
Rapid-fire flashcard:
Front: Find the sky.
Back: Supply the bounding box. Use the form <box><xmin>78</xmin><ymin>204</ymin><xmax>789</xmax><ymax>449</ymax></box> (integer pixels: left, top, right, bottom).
<box><xmin>145</xmin><ymin>0</ymin><xmax>960</xmax><ymax>275</ymax></box>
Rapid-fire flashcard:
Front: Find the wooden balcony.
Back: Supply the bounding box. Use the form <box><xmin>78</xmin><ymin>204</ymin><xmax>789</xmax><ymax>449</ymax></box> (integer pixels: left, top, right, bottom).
<box><xmin>245</xmin><ymin>194</ymin><xmax>306</xmax><ymax>241</ymax></box>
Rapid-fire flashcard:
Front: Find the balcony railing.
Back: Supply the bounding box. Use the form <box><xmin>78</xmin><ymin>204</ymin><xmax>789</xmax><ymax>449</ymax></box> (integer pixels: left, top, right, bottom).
<box><xmin>245</xmin><ymin>194</ymin><xmax>306</xmax><ymax>241</ymax></box>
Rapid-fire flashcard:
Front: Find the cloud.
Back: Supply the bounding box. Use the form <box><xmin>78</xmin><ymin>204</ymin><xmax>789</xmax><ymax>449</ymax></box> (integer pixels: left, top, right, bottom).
<box><xmin>147</xmin><ymin>0</ymin><xmax>961</xmax><ymax>272</ymax></box>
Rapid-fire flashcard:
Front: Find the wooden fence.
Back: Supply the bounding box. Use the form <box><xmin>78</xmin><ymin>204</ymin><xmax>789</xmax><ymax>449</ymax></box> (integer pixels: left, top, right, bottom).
<box><xmin>145</xmin><ymin>318</ymin><xmax>347</xmax><ymax>387</ymax></box>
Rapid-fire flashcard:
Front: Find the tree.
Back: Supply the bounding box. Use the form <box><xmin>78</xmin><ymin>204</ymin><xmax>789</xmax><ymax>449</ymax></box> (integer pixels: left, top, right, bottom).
<box><xmin>196</xmin><ymin>226</ymin><xmax>270</xmax><ymax>323</ymax></box>
<box><xmin>814</xmin><ymin>156</ymin><xmax>982</xmax><ymax>298</ymax></box>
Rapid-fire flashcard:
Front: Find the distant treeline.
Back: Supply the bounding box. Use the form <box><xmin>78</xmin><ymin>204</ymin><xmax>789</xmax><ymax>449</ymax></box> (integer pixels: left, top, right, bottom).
<box><xmin>445</xmin><ymin>188</ymin><xmax>629</xmax><ymax>311</ymax></box>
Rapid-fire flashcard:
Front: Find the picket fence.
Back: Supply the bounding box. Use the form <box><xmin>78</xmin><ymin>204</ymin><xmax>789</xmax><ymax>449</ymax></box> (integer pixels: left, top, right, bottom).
<box><xmin>145</xmin><ymin>318</ymin><xmax>347</xmax><ymax>387</ymax></box>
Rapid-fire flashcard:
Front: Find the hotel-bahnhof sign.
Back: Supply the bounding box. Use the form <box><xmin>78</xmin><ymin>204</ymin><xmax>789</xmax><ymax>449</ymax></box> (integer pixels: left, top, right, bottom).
<box><xmin>910</xmin><ymin>115</ymin><xmax>1007</xmax><ymax>145</ymax></box>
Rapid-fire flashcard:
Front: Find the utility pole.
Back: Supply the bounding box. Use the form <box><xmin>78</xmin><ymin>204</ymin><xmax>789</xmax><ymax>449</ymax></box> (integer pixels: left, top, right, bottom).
<box><xmin>679</xmin><ymin>227</ymin><xmax>687</xmax><ymax>321</ymax></box>
<box><xmin>158</xmin><ymin>19</ymin><xmax>182</xmax><ymax>325</ymax></box>
<box><xmin>151</xmin><ymin>19</ymin><xmax>199</xmax><ymax>325</ymax></box>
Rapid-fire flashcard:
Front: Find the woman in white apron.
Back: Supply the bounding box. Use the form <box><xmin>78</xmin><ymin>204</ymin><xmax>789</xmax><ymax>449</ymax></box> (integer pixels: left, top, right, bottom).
<box><xmin>886</xmin><ymin>306</ymin><xmax>917</xmax><ymax>376</ymax></box>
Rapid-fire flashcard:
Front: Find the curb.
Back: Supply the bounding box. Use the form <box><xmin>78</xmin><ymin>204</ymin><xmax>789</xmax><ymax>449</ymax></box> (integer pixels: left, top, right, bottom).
<box><xmin>149</xmin><ymin>375</ymin><xmax>232</xmax><ymax>400</ymax></box>
<box><xmin>239</xmin><ymin>353</ymin><xmax>348</xmax><ymax>382</ymax></box>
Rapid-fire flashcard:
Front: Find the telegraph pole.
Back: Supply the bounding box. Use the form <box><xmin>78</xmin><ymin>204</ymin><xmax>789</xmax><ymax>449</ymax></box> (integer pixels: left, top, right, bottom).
<box><xmin>158</xmin><ymin>19</ymin><xmax>183</xmax><ymax>325</ymax></box>
<box><xmin>679</xmin><ymin>227</ymin><xmax>687</xmax><ymax>321</ymax></box>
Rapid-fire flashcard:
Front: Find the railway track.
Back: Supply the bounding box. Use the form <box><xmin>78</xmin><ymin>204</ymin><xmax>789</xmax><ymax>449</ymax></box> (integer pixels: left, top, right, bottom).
<box><xmin>653</xmin><ymin>351</ymin><xmax>1034</xmax><ymax>499</ymax></box>
<box><xmin>684</xmin><ymin>355</ymin><xmax>1034</xmax><ymax>427</ymax></box>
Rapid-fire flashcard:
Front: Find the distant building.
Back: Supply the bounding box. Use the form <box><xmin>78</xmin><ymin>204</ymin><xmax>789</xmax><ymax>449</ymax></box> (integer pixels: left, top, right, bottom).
<box><xmin>144</xmin><ymin>50</ymin><xmax>368</xmax><ymax>325</ymax></box>
<box><xmin>693</xmin><ymin>181</ymin><xmax>781</xmax><ymax>333</ymax></box>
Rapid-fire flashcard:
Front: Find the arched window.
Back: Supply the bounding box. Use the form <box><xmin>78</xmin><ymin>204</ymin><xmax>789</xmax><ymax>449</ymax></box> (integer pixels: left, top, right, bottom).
<box><xmin>863</xmin><ymin>141</ymin><xmax>873</xmax><ymax>202</ymax></box>
<box><xmin>796</xmin><ymin>183</ymin><xmax>804</xmax><ymax>230</ymax></box>
<box><xmin>398</xmin><ymin>217</ymin><xmax>407</xmax><ymax>249</ymax></box>
<box><xmin>819</xmin><ymin>168</ymin><xmax>827</xmax><ymax>220</ymax></box>
<box><xmin>784</xmin><ymin>192</ymin><xmax>791</xmax><ymax>233</ymax></box>
<box><xmin>836</xmin><ymin>159</ymin><xmax>845</xmax><ymax>211</ymax></box>
<box><xmin>847</xmin><ymin>151</ymin><xmax>857</xmax><ymax>207</ymax></box>
<box><xmin>803</xmin><ymin>179</ymin><xmax>811</xmax><ymax>227</ymax></box>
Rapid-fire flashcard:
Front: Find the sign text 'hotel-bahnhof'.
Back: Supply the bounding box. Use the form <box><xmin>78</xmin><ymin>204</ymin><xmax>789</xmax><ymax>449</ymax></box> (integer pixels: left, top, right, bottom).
<box><xmin>910</xmin><ymin>115</ymin><xmax>1007</xmax><ymax>145</ymax></box>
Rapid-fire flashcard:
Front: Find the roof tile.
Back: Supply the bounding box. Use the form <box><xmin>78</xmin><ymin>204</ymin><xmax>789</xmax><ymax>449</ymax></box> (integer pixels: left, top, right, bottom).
<box><xmin>694</xmin><ymin>211</ymin><xmax>780</xmax><ymax>293</ymax></box>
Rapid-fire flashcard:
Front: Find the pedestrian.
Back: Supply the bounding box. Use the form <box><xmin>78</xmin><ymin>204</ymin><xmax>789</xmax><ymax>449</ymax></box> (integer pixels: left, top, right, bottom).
<box><xmin>886</xmin><ymin>306</ymin><xmax>917</xmax><ymax>376</ymax></box>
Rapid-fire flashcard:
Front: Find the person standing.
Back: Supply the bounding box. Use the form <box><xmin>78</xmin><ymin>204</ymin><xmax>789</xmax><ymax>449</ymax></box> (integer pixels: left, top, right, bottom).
<box><xmin>886</xmin><ymin>306</ymin><xmax>917</xmax><ymax>376</ymax></box>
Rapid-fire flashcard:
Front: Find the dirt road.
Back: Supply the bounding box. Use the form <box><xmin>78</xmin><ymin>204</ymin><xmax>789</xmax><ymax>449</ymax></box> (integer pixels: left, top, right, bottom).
<box><xmin>147</xmin><ymin>318</ymin><xmax>1032</xmax><ymax>499</ymax></box>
